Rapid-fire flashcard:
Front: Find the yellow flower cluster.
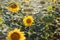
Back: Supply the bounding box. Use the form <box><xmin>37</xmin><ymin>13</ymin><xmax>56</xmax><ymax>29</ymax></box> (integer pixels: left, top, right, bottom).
<box><xmin>7</xmin><ymin>1</ymin><xmax>34</xmax><ymax>40</ymax></box>
<box><xmin>5</xmin><ymin>0</ymin><xmax>59</xmax><ymax>40</ymax></box>
<box><xmin>7</xmin><ymin>16</ymin><xmax>34</xmax><ymax>40</ymax></box>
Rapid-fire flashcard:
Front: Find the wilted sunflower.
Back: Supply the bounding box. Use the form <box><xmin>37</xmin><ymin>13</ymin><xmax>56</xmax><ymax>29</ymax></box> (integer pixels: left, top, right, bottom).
<box><xmin>23</xmin><ymin>8</ymin><xmax>34</xmax><ymax>14</ymax></box>
<box><xmin>23</xmin><ymin>16</ymin><xmax>34</xmax><ymax>26</ymax></box>
<box><xmin>7</xmin><ymin>2</ymin><xmax>19</xmax><ymax>12</ymax></box>
<box><xmin>7</xmin><ymin>28</ymin><xmax>26</xmax><ymax>40</ymax></box>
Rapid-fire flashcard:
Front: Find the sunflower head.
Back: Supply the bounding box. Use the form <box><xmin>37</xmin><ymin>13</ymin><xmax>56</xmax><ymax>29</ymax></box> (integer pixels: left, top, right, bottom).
<box><xmin>7</xmin><ymin>2</ymin><xmax>19</xmax><ymax>12</ymax></box>
<box><xmin>7</xmin><ymin>28</ymin><xmax>26</xmax><ymax>40</ymax></box>
<box><xmin>57</xmin><ymin>2</ymin><xmax>60</xmax><ymax>6</ymax></box>
<box><xmin>56</xmin><ymin>18</ymin><xmax>60</xmax><ymax>23</ymax></box>
<box><xmin>25</xmin><ymin>0</ymin><xmax>30</xmax><ymax>2</ymax></box>
<box><xmin>51</xmin><ymin>0</ymin><xmax>56</xmax><ymax>3</ymax></box>
<box><xmin>23</xmin><ymin>16</ymin><xmax>34</xmax><ymax>26</ymax></box>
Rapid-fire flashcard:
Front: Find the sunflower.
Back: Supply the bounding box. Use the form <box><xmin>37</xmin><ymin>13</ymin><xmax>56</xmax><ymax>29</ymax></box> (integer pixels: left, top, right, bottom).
<box><xmin>23</xmin><ymin>16</ymin><xmax>34</xmax><ymax>26</ymax></box>
<box><xmin>51</xmin><ymin>0</ymin><xmax>56</xmax><ymax>3</ymax></box>
<box><xmin>56</xmin><ymin>18</ymin><xmax>60</xmax><ymax>23</ymax></box>
<box><xmin>7</xmin><ymin>28</ymin><xmax>26</xmax><ymax>40</ymax></box>
<box><xmin>7</xmin><ymin>2</ymin><xmax>19</xmax><ymax>12</ymax></box>
<box><xmin>25</xmin><ymin>0</ymin><xmax>30</xmax><ymax>2</ymax></box>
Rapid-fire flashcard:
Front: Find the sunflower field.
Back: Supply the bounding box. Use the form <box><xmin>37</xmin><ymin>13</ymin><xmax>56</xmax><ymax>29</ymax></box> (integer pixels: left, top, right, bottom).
<box><xmin>0</xmin><ymin>0</ymin><xmax>60</xmax><ymax>40</ymax></box>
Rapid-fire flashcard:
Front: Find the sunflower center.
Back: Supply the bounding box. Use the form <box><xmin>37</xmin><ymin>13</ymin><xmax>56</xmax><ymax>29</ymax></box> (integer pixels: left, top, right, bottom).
<box><xmin>11</xmin><ymin>32</ymin><xmax>20</xmax><ymax>40</ymax></box>
<box><xmin>10</xmin><ymin>3</ymin><xmax>17</xmax><ymax>8</ymax></box>
<box><xmin>26</xmin><ymin>19</ymin><xmax>31</xmax><ymax>23</ymax></box>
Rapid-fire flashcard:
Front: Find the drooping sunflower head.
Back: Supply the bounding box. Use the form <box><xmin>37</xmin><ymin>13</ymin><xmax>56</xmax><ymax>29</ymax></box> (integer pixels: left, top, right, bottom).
<box><xmin>7</xmin><ymin>2</ymin><xmax>19</xmax><ymax>12</ymax></box>
<box><xmin>7</xmin><ymin>28</ymin><xmax>26</xmax><ymax>40</ymax></box>
<box><xmin>23</xmin><ymin>16</ymin><xmax>34</xmax><ymax>26</ymax></box>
